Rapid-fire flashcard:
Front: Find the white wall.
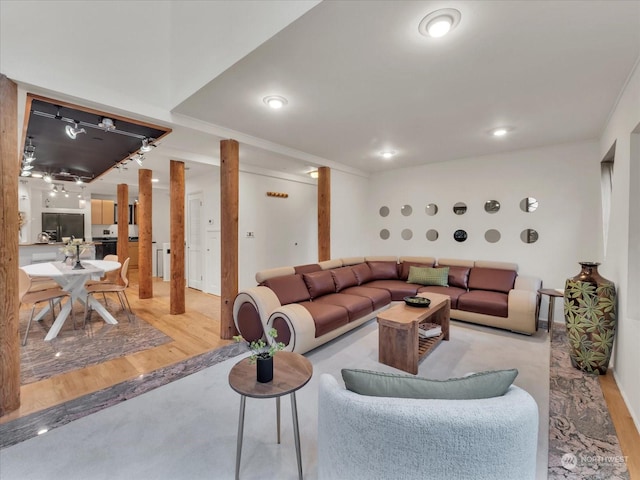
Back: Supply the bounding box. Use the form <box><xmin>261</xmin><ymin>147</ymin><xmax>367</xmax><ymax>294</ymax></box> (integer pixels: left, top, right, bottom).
<box><xmin>331</xmin><ymin>170</ymin><xmax>370</xmax><ymax>258</ymax></box>
<box><xmin>238</xmin><ymin>172</ymin><xmax>317</xmax><ymax>289</ymax></box>
<box><xmin>599</xmin><ymin>59</ymin><xmax>640</xmax><ymax>430</ymax></box>
<box><xmin>367</xmin><ymin>140</ymin><xmax>602</xmax><ymax>317</ymax></box>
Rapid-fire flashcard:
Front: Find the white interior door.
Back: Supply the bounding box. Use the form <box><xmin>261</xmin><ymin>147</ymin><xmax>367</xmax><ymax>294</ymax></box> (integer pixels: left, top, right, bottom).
<box><xmin>204</xmin><ymin>230</ymin><xmax>220</xmax><ymax>295</ymax></box>
<box><xmin>187</xmin><ymin>192</ymin><xmax>203</xmax><ymax>290</ymax></box>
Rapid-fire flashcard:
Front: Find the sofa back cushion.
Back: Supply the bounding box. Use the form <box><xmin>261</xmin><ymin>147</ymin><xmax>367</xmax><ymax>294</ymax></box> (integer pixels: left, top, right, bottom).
<box><xmin>400</xmin><ymin>261</ymin><xmax>435</xmax><ymax>280</ymax></box>
<box><xmin>331</xmin><ymin>267</ymin><xmax>359</xmax><ymax>292</ymax></box>
<box><xmin>341</xmin><ymin>368</ymin><xmax>518</xmax><ymax>399</ymax></box>
<box><xmin>468</xmin><ymin>267</ymin><xmax>517</xmax><ymax>293</ymax></box>
<box><xmin>367</xmin><ymin>261</ymin><xmax>399</xmax><ymax>280</ymax></box>
<box><xmin>351</xmin><ymin>263</ymin><xmax>373</xmax><ymax>284</ymax></box>
<box><xmin>303</xmin><ymin>270</ymin><xmax>336</xmax><ymax>298</ymax></box>
<box><xmin>262</xmin><ymin>274</ymin><xmax>311</xmax><ymax>305</ymax></box>
<box><xmin>407</xmin><ymin>266</ymin><xmax>449</xmax><ymax>286</ymax></box>
<box><xmin>294</xmin><ymin>263</ymin><xmax>322</xmax><ymax>275</ymax></box>
<box><xmin>447</xmin><ymin>266</ymin><xmax>471</xmax><ymax>289</ymax></box>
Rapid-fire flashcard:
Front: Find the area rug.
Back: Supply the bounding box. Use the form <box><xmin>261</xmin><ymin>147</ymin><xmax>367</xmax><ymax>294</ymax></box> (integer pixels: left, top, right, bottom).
<box><xmin>548</xmin><ymin>326</ymin><xmax>629</xmax><ymax>479</ymax></box>
<box><xmin>0</xmin><ymin>320</ymin><xmax>551</xmax><ymax>480</ymax></box>
<box><xmin>20</xmin><ymin>302</ymin><xmax>172</xmax><ymax>384</ymax></box>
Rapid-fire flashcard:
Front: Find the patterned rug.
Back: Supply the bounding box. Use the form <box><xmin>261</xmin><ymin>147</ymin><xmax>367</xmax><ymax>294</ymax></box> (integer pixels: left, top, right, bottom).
<box><xmin>548</xmin><ymin>326</ymin><xmax>629</xmax><ymax>478</ymax></box>
<box><xmin>20</xmin><ymin>301</ymin><xmax>172</xmax><ymax>384</ymax></box>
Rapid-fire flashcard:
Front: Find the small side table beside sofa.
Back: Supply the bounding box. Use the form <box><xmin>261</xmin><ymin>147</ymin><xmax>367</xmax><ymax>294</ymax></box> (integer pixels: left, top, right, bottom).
<box><xmin>228</xmin><ymin>351</ymin><xmax>313</xmax><ymax>480</ymax></box>
<box><xmin>538</xmin><ymin>288</ymin><xmax>564</xmax><ymax>332</ymax></box>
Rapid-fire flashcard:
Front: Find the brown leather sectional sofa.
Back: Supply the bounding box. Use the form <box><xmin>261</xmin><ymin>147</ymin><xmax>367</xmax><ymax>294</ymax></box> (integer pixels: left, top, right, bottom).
<box><xmin>233</xmin><ymin>256</ymin><xmax>542</xmax><ymax>355</ymax></box>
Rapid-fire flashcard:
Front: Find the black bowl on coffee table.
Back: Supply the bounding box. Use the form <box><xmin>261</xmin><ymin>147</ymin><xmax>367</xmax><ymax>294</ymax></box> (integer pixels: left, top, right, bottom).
<box><xmin>403</xmin><ymin>296</ymin><xmax>431</xmax><ymax>308</ymax></box>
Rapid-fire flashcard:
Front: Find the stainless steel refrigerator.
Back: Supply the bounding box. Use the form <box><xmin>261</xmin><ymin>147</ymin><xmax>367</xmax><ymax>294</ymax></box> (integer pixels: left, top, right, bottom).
<box><xmin>41</xmin><ymin>213</ymin><xmax>85</xmax><ymax>242</ymax></box>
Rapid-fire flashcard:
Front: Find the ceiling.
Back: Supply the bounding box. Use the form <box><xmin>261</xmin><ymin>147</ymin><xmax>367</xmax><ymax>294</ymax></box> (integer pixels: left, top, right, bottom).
<box><xmin>174</xmin><ymin>0</ymin><xmax>640</xmax><ymax>172</ymax></box>
<box><xmin>4</xmin><ymin>1</ymin><xmax>640</xmax><ymax>193</ymax></box>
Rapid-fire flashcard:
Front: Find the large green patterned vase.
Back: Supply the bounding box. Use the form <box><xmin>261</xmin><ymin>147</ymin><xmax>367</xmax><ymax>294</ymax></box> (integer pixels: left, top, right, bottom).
<box><xmin>564</xmin><ymin>262</ymin><xmax>616</xmax><ymax>374</ymax></box>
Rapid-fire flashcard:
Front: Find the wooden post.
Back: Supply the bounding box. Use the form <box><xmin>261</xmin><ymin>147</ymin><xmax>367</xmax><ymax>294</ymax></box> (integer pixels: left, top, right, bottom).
<box><xmin>138</xmin><ymin>169</ymin><xmax>153</xmax><ymax>299</ymax></box>
<box><xmin>170</xmin><ymin>160</ymin><xmax>185</xmax><ymax>314</ymax></box>
<box><xmin>117</xmin><ymin>184</ymin><xmax>129</xmax><ymax>262</ymax></box>
<box><xmin>220</xmin><ymin>139</ymin><xmax>239</xmax><ymax>339</ymax></box>
<box><xmin>318</xmin><ymin>166</ymin><xmax>331</xmax><ymax>261</ymax></box>
<box><xmin>0</xmin><ymin>74</ymin><xmax>21</xmax><ymax>415</ymax></box>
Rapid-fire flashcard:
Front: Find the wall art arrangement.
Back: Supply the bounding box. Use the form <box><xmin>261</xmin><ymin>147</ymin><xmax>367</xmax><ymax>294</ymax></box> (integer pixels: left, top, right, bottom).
<box><xmin>377</xmin><ymin>197</ymin><xmax>540</xmax><ymax>243</ymax></box>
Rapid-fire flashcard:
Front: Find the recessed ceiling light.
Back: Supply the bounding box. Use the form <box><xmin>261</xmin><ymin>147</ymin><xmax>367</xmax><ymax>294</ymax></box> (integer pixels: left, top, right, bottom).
<box><xmin>491</xmin><ymin>127</ymin><xmax>512</xmax><ymax>137</ymax></box>
<box><xmin>263</xmin><ymin>95</ymin><xmax>288</xmax><ymax>109</ymax></box>
<box><xmin>419</xmin><ymin>8</ymin><xmax>461</xmax><ymax>38</ymax></box>
<box><xmin>37</xmin><ymin>428</ymin><xmax>49</xmax><ymax>435</ymax></box>
<box><xmin>31</xmin><ymin>172</ymin><xmax>43</xmax><ymax>178</ymax></box>
<box><xmin>379</xmin><ymin>150</ymin><xmax>397</xmax><ymax>159</ymax></box>
<box><xmin>151</xmin><ymin>178</ymin><xmax>159</xmax><ymax>183</ymax></box>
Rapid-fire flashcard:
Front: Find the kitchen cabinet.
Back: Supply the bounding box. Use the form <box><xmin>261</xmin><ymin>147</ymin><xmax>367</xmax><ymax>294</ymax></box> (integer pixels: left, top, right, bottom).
<box><xmin>128</xmin><ymin>242</ymin><xmax>139</xmax><ymax>268</ymax></box>
<box><xmin>91</xmin><ymin>199</ymin><xmax>115</xmax><ymax>225</ymax></box>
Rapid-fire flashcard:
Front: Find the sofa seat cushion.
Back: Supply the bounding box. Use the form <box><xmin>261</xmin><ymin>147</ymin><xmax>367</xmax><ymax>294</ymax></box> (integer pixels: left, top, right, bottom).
<box><xmin>468</xmin><ymin>267</ymin><xmax>517</xmax><ymax>294</ymax></box>
<box><xmin>303</xmin><ymin>270</ymin><xmax>336</xmax><ymax>299</ymax></box>
<box><xmin>364</xmin><ymin>280</ymin><xmax>420</xmax><ymax>301</ymax></box>
<box><xmin>314</xmin><ymin>293</ymin><xmax>373</xmax><ymax>321</ymax></box>
<box><xmin>262</xmin><ymin>274</ymin><xmax>310</xmax><ymax>305</ymax></box>
<box><xmin>299</xmin><ymin>301</ymin><xmax>349</xmax><ymax>338</ymax></box>
<box><xmin>457</xmin><ymin>290</ymin><xmax>509</xmax><ymax>317</ymax></box>
<box><xmin>417</xmin><ymin>286</ymin><xmax>467</xmax><ymax>309</ymax></box>
<box><xmin>341</xmin><ymin>286</ymin><xmax>392</xmax><ymax>310</ymax></box>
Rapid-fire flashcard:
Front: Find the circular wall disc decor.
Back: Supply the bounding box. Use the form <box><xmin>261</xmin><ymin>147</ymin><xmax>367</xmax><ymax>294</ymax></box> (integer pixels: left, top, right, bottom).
<box><xmin>453</xmin><ymin>202</ymin><xmax>467</xmax><ymax>215</ymax></box>
<box><xmin>520</xmin><ymin>228</ymin><xmax>539</xmax><ymax>243</ymax></box>
<box><xmin>425</xmin><ymin>203</ymin><xmax>438</xmax><ymax>216</ymax></box>
<box><xmin>379</xmin><ymin>229</ymin><xmax>390</xmax><ymax>240</ymax></box>
<box><xmin>484</xmin><ymin>229</ymin><xmax>501</xmax><ymax>243</ymax></box>
<box><xmin>426</xmin><ymin>229</ymin><xmax>439</xmax><ymax>241</ymax></box>
<box><xmin>379</xmin><ymin>206</ymin><xmax>390</xmax><ymax>217</ymax></box>
<box><xmin>453</xmin><ymin>229</ymin><xmax>468</xmax><ymax>242</ymax></box>
<box><xmin>484</xmin><ymin>200</ymin><xmax>500</xmax><ymax>214</ymax></box>
<box><xmin>520</xmin><ymin>197</ymin><xmax>539</xmax><ymax>213</ymax></box>
<box><xmin>401</xmin><ymin>204</ymin><xmax>413</xmax><ymax>216</ymax></box>
<box><xmin>401</xmin><ymin>228</ymin><xmax>413</xmax><ymax>240</ymax></box>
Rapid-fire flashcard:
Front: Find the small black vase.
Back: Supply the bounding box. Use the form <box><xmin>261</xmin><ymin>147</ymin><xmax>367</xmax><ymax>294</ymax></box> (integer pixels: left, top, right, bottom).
<box><xmin>256</xmin><ymin>356</ymin><xmax>273</xmax><ymax>383</ymax></box>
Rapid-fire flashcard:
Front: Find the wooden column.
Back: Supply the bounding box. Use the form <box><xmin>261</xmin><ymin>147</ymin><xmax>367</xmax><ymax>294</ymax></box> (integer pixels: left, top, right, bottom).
<box><xmin>170</xmin><ymin>160</ymin><xmax>185</xmax><ymax>314</ymax></box>
<box><xmin>138</xmin><ymin>169</ymin><xmax>153</xmax><ymax>299</ymax></box>
<box><xmin>220</xmin><ymin>139</ymin><xmax>239</xmax><ymax>339</ymax></box>
<box><xmin>318</xmin><ymin>166</ymin><xmax>331</xmax><ymax>261</ymax></box>
<box><xmin>0</xmin><ymin>74</ymin><xmax>20</xmax><ymax>415</ymax></box>
<box><xmin>117</xmin><ymin>184</ymin><xmax>129</xmax><ymax>262</ymax></box>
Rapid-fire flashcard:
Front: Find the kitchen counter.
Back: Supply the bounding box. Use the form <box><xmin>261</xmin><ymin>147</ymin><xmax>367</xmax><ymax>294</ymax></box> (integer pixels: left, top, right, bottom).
<box><xmin>19</xmin><ymin>243</ymin><xmax>96</xmax><ymax>266</ymax></box>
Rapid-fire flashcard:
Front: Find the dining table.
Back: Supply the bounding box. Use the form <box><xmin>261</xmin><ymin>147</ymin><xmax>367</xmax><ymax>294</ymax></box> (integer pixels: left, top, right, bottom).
<box><xmin>20</xmin><ymin>259</ymin><xmax>121</xmax><ymax>341</ymax></box>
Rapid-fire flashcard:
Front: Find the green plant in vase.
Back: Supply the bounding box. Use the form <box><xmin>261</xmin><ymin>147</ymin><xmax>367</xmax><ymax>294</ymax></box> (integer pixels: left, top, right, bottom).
<box><xmin>234</xmin><ymin>328</ymin><xmax>285</xmax><ymax>383</ymax></box>
<box><xmin>233</xmin><ymin>328</ymin><xmax>285</xmax><ymax>363</ymax></box>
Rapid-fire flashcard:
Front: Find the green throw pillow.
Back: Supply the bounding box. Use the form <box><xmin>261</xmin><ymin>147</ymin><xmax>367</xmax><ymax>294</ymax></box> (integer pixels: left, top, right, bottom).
<box><xmin>407</xmin><ymin>266</ymin><xmax>449</xmax><ymax>286</ymax></box>
<box><xmin>341</xmin><ymin>368</ymin><xmax>518</xmax><ymax>399</ymax></box>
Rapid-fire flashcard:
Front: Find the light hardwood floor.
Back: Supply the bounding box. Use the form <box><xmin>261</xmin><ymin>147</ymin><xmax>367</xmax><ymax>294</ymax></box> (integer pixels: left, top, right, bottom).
<box><xmin>2</xmin><ymin>272</ymin><xmax>639</xmax><ymax>479</ymax></box>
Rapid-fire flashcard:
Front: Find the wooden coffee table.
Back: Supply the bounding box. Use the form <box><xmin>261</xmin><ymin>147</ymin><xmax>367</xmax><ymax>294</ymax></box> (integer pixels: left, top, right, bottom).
<box><xmin>228</xmin><ymin>351</ymin><xmax>313</xmax><ymax>480</ymax></box>
<box><xmin>377</xmin><ymin>293</ymin><xmax>450</xmax><ymax>374</ymax></box>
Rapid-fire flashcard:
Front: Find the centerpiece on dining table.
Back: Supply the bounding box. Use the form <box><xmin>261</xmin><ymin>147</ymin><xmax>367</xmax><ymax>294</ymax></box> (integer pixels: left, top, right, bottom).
<box><xmin>60</xmin><ymin>237</ymin><xmax>92</xmax><ymax>270</ymax></box>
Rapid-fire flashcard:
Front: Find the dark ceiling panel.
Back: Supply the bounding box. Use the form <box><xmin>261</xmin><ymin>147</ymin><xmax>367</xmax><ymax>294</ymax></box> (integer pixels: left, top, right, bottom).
<box><xmin>22</xmin><ymin>96</ymin><xmax>171</xmax><ymax>183</ymax></box>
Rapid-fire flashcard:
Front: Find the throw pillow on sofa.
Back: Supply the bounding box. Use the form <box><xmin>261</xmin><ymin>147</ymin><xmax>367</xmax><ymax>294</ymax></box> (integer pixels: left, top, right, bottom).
<box><xmin>407</xmin><ymin>266</ymin><xmax>449</xmax><ymax>286</ymax></box>
<box><xmin>341</xmin><ymin>368</ymin><xmax>518</xmax><ymax>399</ymax></box>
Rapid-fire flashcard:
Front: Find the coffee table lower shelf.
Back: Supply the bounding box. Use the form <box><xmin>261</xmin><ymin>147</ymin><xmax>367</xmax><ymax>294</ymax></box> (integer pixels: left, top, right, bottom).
<box><xmin>418</xmin><ymin>333</ymin><xmax>445</xmax><ymax>359</ymax></box>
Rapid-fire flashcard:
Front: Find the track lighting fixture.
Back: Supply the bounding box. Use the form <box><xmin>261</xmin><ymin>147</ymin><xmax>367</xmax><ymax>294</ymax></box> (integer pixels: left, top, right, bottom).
<box><xmin>98</xmin><ymin>117</ymin><xmax>116</xmax><ymax>131</ymax></box>
<box><xmin>43</xmin><ymin>173</ymin><xmax>53</xmax><ymax>183</ymax></box>
<box><xmin>65</xmin><ymin>121</ymin><xmax>86</xmax><ymax>139</ymax></box>
<box><xmin>75</xmin><ymin>177</ymin><xmax>83</xmax><ymax>185</ymax></box>
<box><xmin>134</xmin><ymin>154</ymin><xmax>145</xmax><ymax>166</ymax></box>
<box><xmin>24</xmin><ymin>137</ymin><xmax>36</xmax><ymax>162</ymax></box>
<box><xmin>140</xmin><ymin>138</ymin><xmax>154</xmax><ymax>152</ymax></box>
